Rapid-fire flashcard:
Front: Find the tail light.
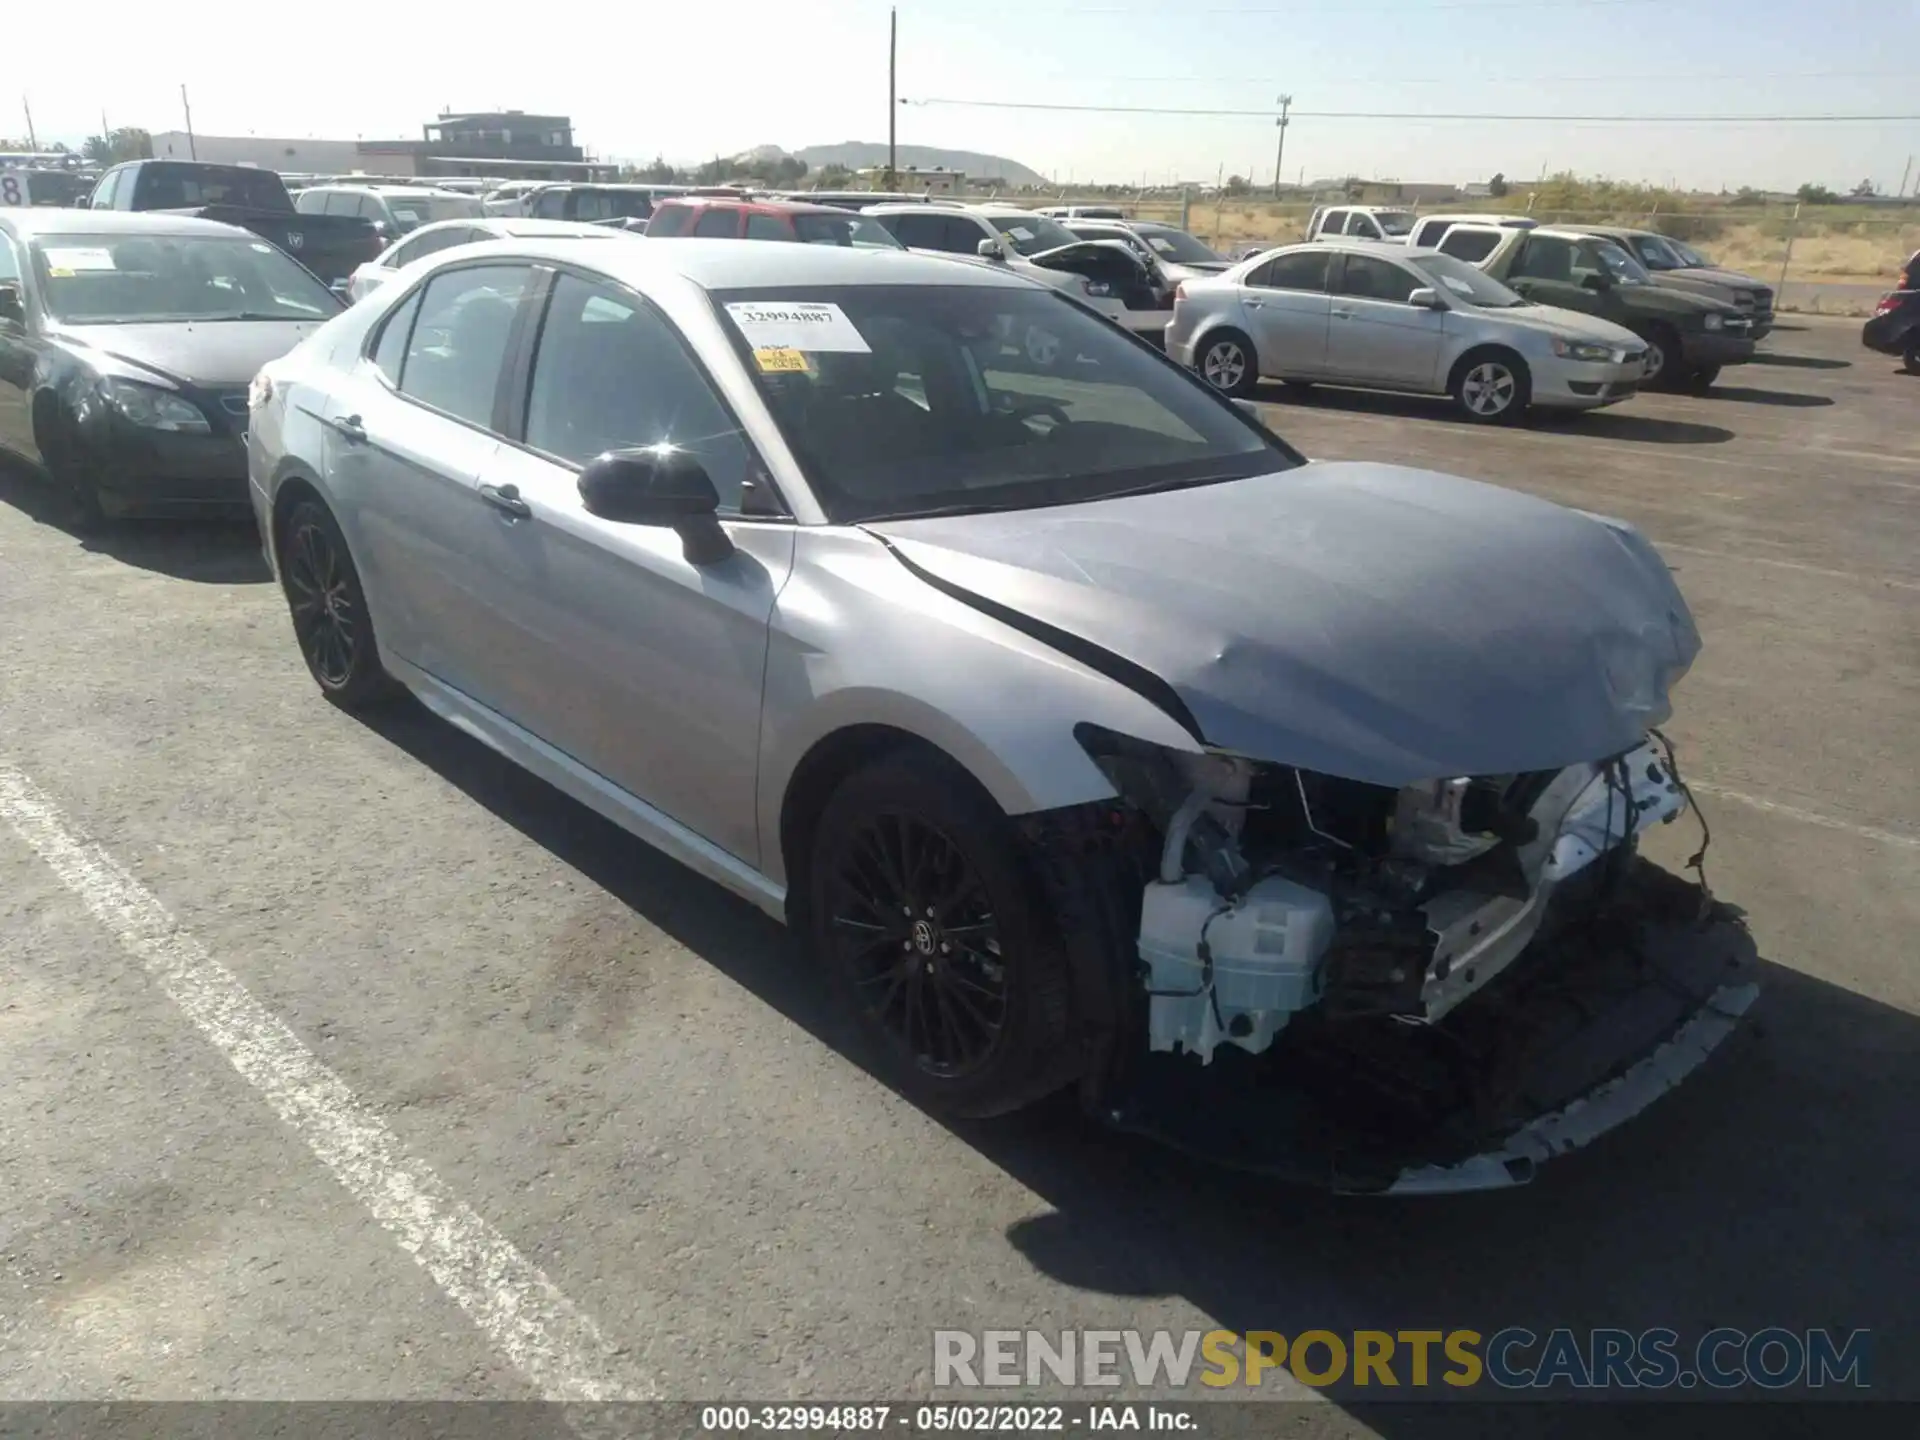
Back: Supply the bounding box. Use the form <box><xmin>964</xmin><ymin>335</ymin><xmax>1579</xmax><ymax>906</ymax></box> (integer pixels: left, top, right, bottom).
<box><xmin>1875</xmin><ymin>294</ymin><xmax>1899</xmax><ymax>316</ymax></box>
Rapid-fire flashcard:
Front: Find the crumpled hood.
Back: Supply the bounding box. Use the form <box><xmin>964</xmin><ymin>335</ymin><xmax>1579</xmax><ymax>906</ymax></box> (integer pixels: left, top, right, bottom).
<box><xmin>54</xmin><ymin>320</ymin><xmax>327</xmax><ymax>389</ymax></box>
<box><xmin>1667</xmin><ymin>265</ymin><xmax>1766</xmax><ymax>293</ymax></box>
<box><xmin>868</xmin><ymin>461</ymin><xmax>1701</xmax><ymax>786</ymax></box>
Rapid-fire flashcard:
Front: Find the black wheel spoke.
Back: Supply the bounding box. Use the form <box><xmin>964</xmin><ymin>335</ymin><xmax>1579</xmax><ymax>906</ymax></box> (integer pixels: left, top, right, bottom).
<box><xmin>823</xmin><ymin>809</ymin><xmax>1010</xmax><ymax>1079</ymax></box>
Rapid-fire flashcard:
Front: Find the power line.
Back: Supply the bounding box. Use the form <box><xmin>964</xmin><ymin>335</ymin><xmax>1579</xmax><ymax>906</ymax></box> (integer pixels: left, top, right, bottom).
<box><xmin>1019</xmin><ymin>68</ymin><xmax>1910</xmax><ymax>85</ymax></box>
<box><xmin>1057</xmin><ymin>0</ymin><xmax>1660</xmax><ymax>10</ymax></box>
<box><xmin>901</xmin><ymin>97</ymin><xmax>1920</xmax><ymax>124</ymax></box>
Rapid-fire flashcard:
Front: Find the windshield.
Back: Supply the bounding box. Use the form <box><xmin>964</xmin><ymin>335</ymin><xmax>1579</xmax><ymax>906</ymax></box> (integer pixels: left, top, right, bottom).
<box><xmin>1588</xmin><ymin>238</ymin><xmax>1653</xmax><ymax>284</ymax></box>
<box><xmin>715</xmin><ymin>284</ymin><xmax>1293</xmax><ymax>523</ymax></box>
<box><xmin>792</xmin><ymin>212</ymin><xmax>903</xmax><ymax>249</ymax></box>
<box><xmin>389</xmin><ymin>195</ymin><xmax>485</xmax><ymax>231</ymax></box>
<box><xmin>1136</xmin><ymin>226</ymin><xmax>1225</xmax><ymax>264</ymax></box>
<box><xmin>31</xmin><ymin>233</ymin><xmax>341</xmax><ymax>324</ymax></box>
<box><xmin>982</xmin><ymin>213</ymin><xmax>1081</xmax><ymax>256</ymax></box>
<box><xmin>1374</xmin><ymin>211</ymin><xmax>1417</xmax><ymax>237</ymax></box>
<box><xmin>1408</xmin><ymin>254</ymin><xmax>1528</xmax><ymax>308</ymax></box>
<box><xmin>1669</xmin><ymin>239</ymin><xmax>1711</xmax><ymax>268</ymax></box>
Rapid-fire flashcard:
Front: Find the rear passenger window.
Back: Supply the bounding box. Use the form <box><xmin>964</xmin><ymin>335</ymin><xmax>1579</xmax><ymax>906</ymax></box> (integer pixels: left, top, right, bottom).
<box><xmin>370</xmin><ymin>288</ymin><xmax>423</xmax><ymax>385</ymax></box>
<box><xmin>646</xmin><ymin>204</ymin><xmax>692</xmax><ymax>236</ymax></box>
<box><xmin>1438</xmin><ymin>229</ymin><xmax>1499</xmax><ymax>263</ymax></box>
<box><xmin>745</xmin><ymin>213</ymin><xmax>789</xmax><ymax>241</ymax></box>
<box><xmin>693</xmin><ymin>208</ymin><xmax>740</xmax><ymax>238</ymax></box>
<box><xmin>1318</xmin><ymin>210</ymin><xmax>1348</xmax><ymax>235</ymax></box>
<box><xmin>397</xmin><ymin>265</ymin><xmax>530</xmax><ymax>427</ymax></box>
<box><xmin>522</xmin><ymin>274</ymin><xmax>757</xmax><ymax>513</ymax></box>
<box><xmin>294</xmin><ymin>188</ymin><xmax>325</xmax><ymax>214</ymax></box>
<box><xmin>1249</xmin><ymin>251</ymin><xmax>1331</xmax><ymax>292</ymax></box>
<box><xmin>532</xmin><ymin>190</ymin><xmax>569</xmax><ymax>219</ymax></box>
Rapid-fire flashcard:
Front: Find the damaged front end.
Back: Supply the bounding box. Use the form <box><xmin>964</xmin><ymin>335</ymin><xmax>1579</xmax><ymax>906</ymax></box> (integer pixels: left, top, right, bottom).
<box><xmin>1049</xmin><ymin>724</ymin><xmax>1757</xmax><ymax>1194</ymax></box>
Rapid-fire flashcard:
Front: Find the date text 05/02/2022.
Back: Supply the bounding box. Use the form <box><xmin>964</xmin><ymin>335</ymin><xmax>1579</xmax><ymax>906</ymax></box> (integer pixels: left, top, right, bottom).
<box><xmin>700</xmin><ymin>1405</ymin><xmax>1196</xmax><ymax>1432</ymax></box>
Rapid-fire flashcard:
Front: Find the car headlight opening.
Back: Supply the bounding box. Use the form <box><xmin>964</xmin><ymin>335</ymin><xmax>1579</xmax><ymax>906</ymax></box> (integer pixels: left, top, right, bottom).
<box><xmin>1550</xmin><ymin>337</ymin><xmax>1615</xmax><ymax>362</ymax></box>
<box><xmin>1702</xmin><ymin>313</ymin><xmax>1724</xmax><ymax>331</ymax></box>
<box><xmin>103</xmin><ymin>378</ymin><xmax>212</xmax><ymax>433</ymax></box>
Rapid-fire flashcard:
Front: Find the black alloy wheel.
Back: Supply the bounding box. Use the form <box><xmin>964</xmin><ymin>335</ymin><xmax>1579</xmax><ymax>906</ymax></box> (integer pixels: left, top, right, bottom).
<box><xmin>280</xmin><ymin>499</ymin><xmax>393</xmax><ymax>709</ymax></box>
<box><xmin>822</xmin><ymin>811</ymin><xmax>1008</xmax><ymax>1080</ymax></box>
<box><xmin>807</xmin><ymin>751</ymin><xmax>1075</xmax><ymax>1118</ymax></box>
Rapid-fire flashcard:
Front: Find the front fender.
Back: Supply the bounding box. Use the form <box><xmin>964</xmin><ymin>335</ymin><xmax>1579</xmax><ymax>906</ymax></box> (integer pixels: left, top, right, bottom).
<box><xmin>756</xmin><ymin>528</ymin><xmax>1203</xmax><ymax>888</ymax></box>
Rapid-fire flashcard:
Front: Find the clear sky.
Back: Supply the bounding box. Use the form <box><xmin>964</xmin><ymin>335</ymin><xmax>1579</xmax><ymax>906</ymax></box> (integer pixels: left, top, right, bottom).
<box><xmin>13</xmin><ymin>0</ymin><xmax>1918</xmax><ymax>193</ymax></box>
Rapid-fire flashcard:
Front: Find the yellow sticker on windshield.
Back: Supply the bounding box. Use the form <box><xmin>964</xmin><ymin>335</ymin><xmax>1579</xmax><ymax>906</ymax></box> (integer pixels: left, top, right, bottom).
<box><xmin>754</xmin><ymin>346</ymin><xmax>811</xmax><ymax>373</ymax></box>
<box><xmin>48</xmin><ymin>267</ymin><xmax>74</xmax><ymax>278</ymax></box>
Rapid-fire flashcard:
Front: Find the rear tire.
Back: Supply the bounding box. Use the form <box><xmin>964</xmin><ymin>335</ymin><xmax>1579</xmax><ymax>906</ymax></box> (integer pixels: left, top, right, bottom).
<box><xmin>278</xmin><ymin>498</ymin><xmax>396</xmax><ymax>711</ymax></box>
<box><xmin>1636</xmin><ymin>325</ymin><xmax>1683</xmax><ymax>390</ymax></box>
<box><xmin>1194</xmin><ymin>329</ymin><xmax>1258</xmax><ymax>398</ymax></box>
<box><xmin>807</xmin><ymin>751</ymin><xmax>1075</xmax><ymax>1119</ymax></box>
<box><xmin>1450</xmin><ymin>348</ymin><xmax>1530</xmax><ymax>424</ymax></box>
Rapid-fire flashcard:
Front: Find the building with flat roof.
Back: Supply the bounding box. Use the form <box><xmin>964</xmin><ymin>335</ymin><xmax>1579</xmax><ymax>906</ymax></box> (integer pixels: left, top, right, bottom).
<box><xmin>855</xmin><ymin>164</ymin><xmax>966</xmax><ymax>194</ymax></box>
<box><xmin>146</xmin><ymin>111</ymin><xmax>614</xmax><ymax>181</ymax></box>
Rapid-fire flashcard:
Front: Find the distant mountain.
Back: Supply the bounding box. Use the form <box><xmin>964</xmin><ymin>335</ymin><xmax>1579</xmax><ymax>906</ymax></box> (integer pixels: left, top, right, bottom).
<box><xmin>791</xmin><ymin>142</ymin><xmax>1047</xmax><ymax>189</ymax></box>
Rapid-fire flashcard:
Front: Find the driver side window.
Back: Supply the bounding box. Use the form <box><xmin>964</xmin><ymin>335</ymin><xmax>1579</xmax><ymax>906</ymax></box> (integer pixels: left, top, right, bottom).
<box><xmin>521</xmin><ymin>273</ymin><xmax>758</xmax><ymax>513</ymax></box>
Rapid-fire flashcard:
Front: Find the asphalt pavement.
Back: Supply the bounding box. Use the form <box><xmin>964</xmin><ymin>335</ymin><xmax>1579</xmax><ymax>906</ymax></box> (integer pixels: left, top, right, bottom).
<box><xmin>0</xmin><ymin>315</ymin><xmax>1913</xmax><ymax>1434</ymax></box>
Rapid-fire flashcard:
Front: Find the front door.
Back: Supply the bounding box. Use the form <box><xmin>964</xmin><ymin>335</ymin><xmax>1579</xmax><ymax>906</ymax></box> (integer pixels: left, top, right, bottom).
<box><xmin>1322</xmin><ymin>251</ymin><xmax>1447</xmax><ymax>390</ymax></box>
<box><xmin>1237</xmin><ymin>249</ymin><xmax>1333</xmax><ymax>377</ymax></box>
<box><xmin>321</xmin><ymin>261</ymin><xmax>530</xmax><ymax>703</ymax></box>
<box><xmin>463</xmin><ymin>269</ymin><xmax>791</xmax><ymax>866</ymax></box>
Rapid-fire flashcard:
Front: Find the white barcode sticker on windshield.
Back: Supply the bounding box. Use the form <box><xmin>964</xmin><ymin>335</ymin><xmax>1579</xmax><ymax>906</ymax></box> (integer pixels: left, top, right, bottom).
<box><xmin>725</xmin><ymin>301</ymin><xmax>870</xmax><ymax>353</ymax></box>
<box><xmin>43</xmin><ymin>246</ymin><xmax>116</xmax><ymax>272</ymax></box>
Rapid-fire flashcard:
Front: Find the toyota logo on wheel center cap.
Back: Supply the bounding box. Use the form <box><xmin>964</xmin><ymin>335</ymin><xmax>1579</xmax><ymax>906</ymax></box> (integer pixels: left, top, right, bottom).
<box><xmin>910</xmin><ymin>920</ymin><xmax>936</xmax><ymax>956</ymax></box>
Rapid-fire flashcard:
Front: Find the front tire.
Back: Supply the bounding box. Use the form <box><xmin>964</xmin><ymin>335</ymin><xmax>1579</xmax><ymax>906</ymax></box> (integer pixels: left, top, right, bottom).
<box><xmin>1450</xmin><ymin>349</ymin><xmax>1530</xmax><ymax>424</ymax></box>
<box><xmin>1195</xmin><ymin>329</ymin><xmax>1258</xmax><ymax>398</ymax></box>
<box><xmin>279</xmin><ymin>498</ymin><xmax>395</xmax><ymax>710</ymax></box>
<box><xmin>808</xmin><ymin>751</ymin><xmax>1074</xmax><ymax>1119</ymax></box>
<box><xmin>1903</xmin><ymin>337</ymin><xmax>1920</xmax><ymax>375</ymax></box>
<box><xmin>1684</xmin><ymin>364</ymin><xmax>1722</xmax><ymax>393</ymax></box>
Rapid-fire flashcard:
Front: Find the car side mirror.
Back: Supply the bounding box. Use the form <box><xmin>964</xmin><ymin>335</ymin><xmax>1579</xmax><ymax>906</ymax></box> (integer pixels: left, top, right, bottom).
<box><xmin>976</xmin><ymin>238</ymin><xmax>1003</xmax><ymax>260</ymax></box>
<box><xmin>1581</xmin><ymin>272</ymin><xmax>1612</xmax><ymax>292</ymax></box>
<box><xmin>0</xmin><ymin>284</ymin><xmax>22</xmax><ymax>324</ymax></box>
<box><xmin>577</xmin><ymin>446</ymin><xmax>734</xmax><ymax>565</ymax></box>
<box><xmin>1407</xmin><ymin>286</ymin><xmax>1445</xmax><ymax>310</ymax></box>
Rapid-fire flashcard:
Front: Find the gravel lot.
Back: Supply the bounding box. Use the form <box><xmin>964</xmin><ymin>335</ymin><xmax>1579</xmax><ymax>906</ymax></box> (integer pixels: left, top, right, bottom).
<box><xmin>1</xmin><ymin>315</ymin><xmax>1913</xmax><ymax>1430</ymax></box>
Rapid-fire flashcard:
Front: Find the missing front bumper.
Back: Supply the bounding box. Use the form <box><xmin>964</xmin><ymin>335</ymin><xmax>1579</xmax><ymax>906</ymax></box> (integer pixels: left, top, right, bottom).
<box><xmin>1101</xmin><ymin>857</ymin><xmax>1757</xmax><ymax>1194</ymax></box>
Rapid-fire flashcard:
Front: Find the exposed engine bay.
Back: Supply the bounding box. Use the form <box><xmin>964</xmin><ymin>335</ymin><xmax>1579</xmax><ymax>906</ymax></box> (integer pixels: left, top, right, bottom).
<box><xmin>1065</xmin><ymin>724</ymin><xmax>1758</xmax><ymax>1192</ymax></box>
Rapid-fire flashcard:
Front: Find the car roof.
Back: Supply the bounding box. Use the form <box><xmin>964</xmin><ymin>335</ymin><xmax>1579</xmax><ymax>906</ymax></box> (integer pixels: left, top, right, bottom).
<box><xmin>444</xmin><ymin>236</ymin><xmax>1030</xmax><ymax>291</ymax></box>
<box><xmin>0</xmin><ymin>209</ymin><xmax>253</xmax><ymax>241</ymax></box>
<box><xmin>395</xmin><ymin>218</ymin><xmax>614</xmax><ymax>241</ymax></box>
<box><xmin>656</xmin><ymin>196</ymin><xmax>855</xmax><ymax>216</ymax></box>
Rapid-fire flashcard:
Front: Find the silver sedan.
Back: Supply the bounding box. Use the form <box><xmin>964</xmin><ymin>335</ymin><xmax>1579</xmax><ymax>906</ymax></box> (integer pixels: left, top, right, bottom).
<box><xmin>244</xmin><ymin>239</ymin><xmax>1753</xmax><ymax>1193</ymax></box>
<box><xmin>1168</xmin><ymin>241</ymin><xmax>1647</xmax><ymax>423</ymax></box>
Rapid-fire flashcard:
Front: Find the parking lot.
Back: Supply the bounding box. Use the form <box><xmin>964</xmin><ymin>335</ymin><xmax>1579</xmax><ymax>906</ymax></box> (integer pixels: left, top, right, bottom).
<box><xmin>0</xmin><ymin>313</ymin><xmax>1914</xmax><ymax>1425</ymax></box>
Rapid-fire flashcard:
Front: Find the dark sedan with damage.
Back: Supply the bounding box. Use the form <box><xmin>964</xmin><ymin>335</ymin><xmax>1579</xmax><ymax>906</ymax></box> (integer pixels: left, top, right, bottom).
<box><xmin>0</xmin><ymin>210</ymin><xmax>341</xmax><ymax>526</ymax></box>
<box><xmin>1862</xmin><ymin>290</ymin><xmax>1919</xmax><ymax>373</ymax></box>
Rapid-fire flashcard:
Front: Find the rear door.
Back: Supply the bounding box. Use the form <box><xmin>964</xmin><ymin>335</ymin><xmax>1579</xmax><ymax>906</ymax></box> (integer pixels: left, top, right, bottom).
<box><xmin>320</xmin><ymin>262</ymin><xmax>532</xmax><ymax>700</ymax></box>
<box><xmin>1323</xmin><ymin>251</ymin><xmax>1446</xmax><ymax>389</ymax></box>
<box><xmin>693</xmin><ymin>207</ymin><xmax>744</xmax><ymax>238</ymax></box>
<box><xmin>468</xmin><ymin>267</ymin><xmax>793</xmax><ymax>864</ymax></box>
<box><xmin>1237</xmin><ymin>250</ymin><xmax>1333</xmax><ymax>376</ymax></box>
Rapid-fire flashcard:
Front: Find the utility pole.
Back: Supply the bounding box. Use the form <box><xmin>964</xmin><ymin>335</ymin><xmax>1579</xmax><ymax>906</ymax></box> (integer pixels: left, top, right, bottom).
<box><xmin>22</xmin><ymin>97</ymin><xmax>37</xmax><ymax>152</ymax></box>
<box><xmin>886</xmin><ymin>7</ymin><xmax>897</xmax><ymax>189</ymax></box>
<box><xmin>1271</xmin><ymin>94</ymin><xmax>1292</xmax><ymax>199</ymax></box>
<box><xmin>182</xmin><ymin>85</ymin><xmax>197</xmax><ymax>160</ymax></box>
<box><xmin>100</xmin><ymin>108</ymin><xmax>110</xmax><ymax>158</ymax></box>
<box><xmin>1901</xmin><ymin>154</ymin><xmax>1914</xmax><ymax>200</ymax></box>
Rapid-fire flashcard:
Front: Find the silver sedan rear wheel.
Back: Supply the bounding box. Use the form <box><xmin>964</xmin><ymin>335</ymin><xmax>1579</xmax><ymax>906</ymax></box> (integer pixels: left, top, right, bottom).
<box><xmin>1198</xmin><ymin>332</ymin><xmax>1256</xmax><ymax>397</ymax></box>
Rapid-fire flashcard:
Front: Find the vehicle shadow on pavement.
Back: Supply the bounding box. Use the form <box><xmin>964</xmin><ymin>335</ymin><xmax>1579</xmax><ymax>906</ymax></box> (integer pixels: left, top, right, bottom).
<box><xmin>981</xmin><ymin>956</ymin><xmax>1920</xmax><ymax>1407</ymax></box>
<box><xmin>1702</xmin><ymin>387</ymin><xmax>1835</xmax><ymax>408</ymax></box>
<box><xmin>0</xmin><ymin>462</ymin><xmax>269</xmax><ymax>585</ymax></box>
<box><xmin>352</xmin><ymin>699</ymin><xmax>1918</xmax><ymax>1418</ymax></box>
<box><xmin>1255</xmin><ymin>386</ymin><xmax>1737</xmax><ymax>446</ymax></box>
<box><xmin>1748</xmin><ymin>353</ymin><xmax>1852</xmax><ymax>370</ymax></box>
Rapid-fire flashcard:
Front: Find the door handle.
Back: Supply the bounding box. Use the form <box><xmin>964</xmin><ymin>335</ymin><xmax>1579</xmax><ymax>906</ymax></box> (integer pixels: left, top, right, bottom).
<box><xmin>1243</xmin><ymin>297</ymin><xmax>1265</xmax><ymax>309</ymax></box>
<box><xmin>328</xmin><ymin>413</ymin><xmax>366</xmax><ymax>442</ymax></box>
<box><xmin>1331</xmin><ymin>308</ymin><xmax>1354</xmax><ymax>319</ymax></box>
<box><xmin>479</xmin><ymin>482</ymin><xmax>531</xmax><ymax>520</ymax></box>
